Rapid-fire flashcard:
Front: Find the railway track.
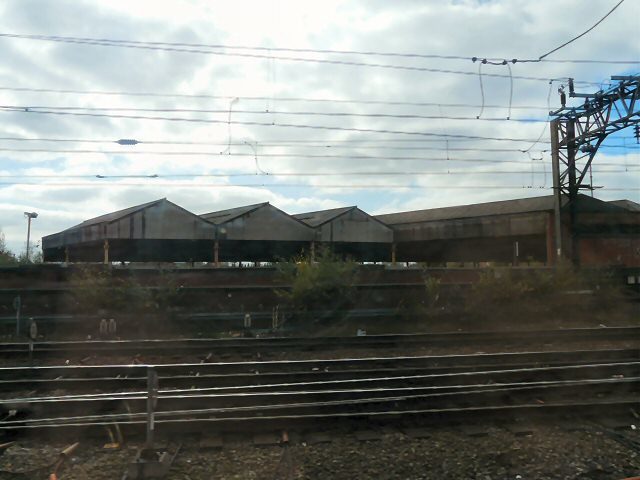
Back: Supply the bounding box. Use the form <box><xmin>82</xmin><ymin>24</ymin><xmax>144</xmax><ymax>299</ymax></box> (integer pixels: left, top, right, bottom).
<box><xmin>0</xmin><ymin>348</ymin><xmax>638</xmax><ymax>435</ymax></box>
<box><xmin>1</xmin><ymin>325</ymin><xmax>639</xmax><ymax>358</ymax></box>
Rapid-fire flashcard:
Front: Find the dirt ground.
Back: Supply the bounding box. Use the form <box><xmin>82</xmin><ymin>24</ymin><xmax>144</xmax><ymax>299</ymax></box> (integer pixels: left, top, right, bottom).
<box><xmin>1</xmin><ymin>424</ymin><xmax>638</xmax><ymax>479</ymax></box>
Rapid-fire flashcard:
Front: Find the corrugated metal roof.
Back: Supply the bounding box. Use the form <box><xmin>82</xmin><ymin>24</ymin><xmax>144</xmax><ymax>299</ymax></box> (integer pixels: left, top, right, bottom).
<box><xmin>610</xmin><ymin>199</ymin><xmax>640</xmax><ymax>212</ymax></box>
<box><xmin>200</xmin><ymin>202</ymin><xmax>268</xmax><ymax>225</ymax></box>
<box><xmin>292</xmin><ymin>206</ymin><xmax>356</xmax><ymax>227</ymax></box>
<box><xmin>374</xmin><ymin>194</ymin><xmax>628</xmax><ymax>225</ymax></box>
<box><xmin>70</xmin><ymin>198</ymin><xmax>165</xmax><ymax>229</ymax></box>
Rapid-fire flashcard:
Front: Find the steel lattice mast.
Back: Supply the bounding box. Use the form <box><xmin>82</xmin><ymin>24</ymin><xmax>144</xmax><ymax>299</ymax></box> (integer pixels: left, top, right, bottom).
<box><xmin>550</xmin><ymin>75</ymin><xmax>640</xmax><ymax>264</ymax></box>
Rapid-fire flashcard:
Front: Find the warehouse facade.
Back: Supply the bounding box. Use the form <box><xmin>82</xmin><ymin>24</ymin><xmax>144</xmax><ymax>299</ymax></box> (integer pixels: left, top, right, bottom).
<box><xmin>42</xmin><ymin>195</ymin><xmax>640</xmax><ymax>267</ymax></box>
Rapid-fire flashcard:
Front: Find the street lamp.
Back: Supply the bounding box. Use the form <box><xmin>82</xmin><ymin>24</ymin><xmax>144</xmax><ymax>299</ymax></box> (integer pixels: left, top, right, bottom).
<box><xmin>23</xmin><ymin>212</ymin><xmax>38</xmax><ymax>262</ymax></box>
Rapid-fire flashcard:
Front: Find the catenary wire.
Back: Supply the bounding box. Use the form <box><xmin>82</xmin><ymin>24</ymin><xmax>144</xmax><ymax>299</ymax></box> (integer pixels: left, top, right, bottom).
<box><xmin>0</xmin><ymin>136</ymin><xmax>636</xmax><ymax>149</ymax></box>
<box><xmin>0</xmin><ymin>33</ymin><xmax>602</xmax><ymax>84</ymax></box>
<box><xmin>0</xmin><ymin>106</ymin><xmax>557</xmax><ymax>142</ymax></box>
<box><xmin>0</xmin><ymin>104</ymin><xmax>551</xmax><ymax>122</ymax></box>
<box><xmin>0</xmin><ymin>85</ymin><xmax>559</xmax><ymax>110</ymax></box>
<box><xmin>1</xmin><ymin>169</ymin><xmax>634</xmax><ymax>179</ymax></box>
<box><xmin>0</xmin><ymin>181</ymin><xmax>636</xmax><ymax>191</ymax></box>
<box><xmin>0</xmin><ymin>33</ymin><xmax>636</xmax><ymax>64</ymax></box>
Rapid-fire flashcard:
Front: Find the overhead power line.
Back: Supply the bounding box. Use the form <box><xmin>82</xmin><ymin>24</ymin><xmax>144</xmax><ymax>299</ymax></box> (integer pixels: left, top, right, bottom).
<box><xmin>2</xmin><ymin>168</ymin><xmax>634</xmax><ymax>179</ymax></box>
<box><xmin>0</xmin><ymin>33</ymin><xmax>600</xmax><ymax>84</ymax></box>
<box><xmin>0</xmin><ymin>136</ymin><xmax>636</xmax><ymax>149</ymax></box>
<box><xmin>0</xmin><ymin>104</ymin><xmax>550</xmax><ymax>123</ymax></box>
<box><xmin>537</xmin><ymin>0</ymin><xmax>627</xmax><ymax>61</ymax></box>
<box><xmin>0</xmin><ymin>106</ymin><xmax>555</xmax><ymax>142</ymax></box>
<box><xmin>2</xmin><ymin>180</ymin><xmax>637</xmax><ymax>191</ymax></box>
<box><xmin>472</xmin><ymin>1</ymin><xmax>628</xmax><ymax>64</ymax></box>
<box><xmin>1</xmin><ymin>33</ymin><xmax>636</xmax><ymax>65</ymax></box>
<box><xmin>0</xmin><ymin>85</ymin><xmax>556</xmax><ymax>110</ymax></box>
<box><xmin>0</xmin><ymin>147</ymin><xmax>561</xmax><ymax>164</ymax></box>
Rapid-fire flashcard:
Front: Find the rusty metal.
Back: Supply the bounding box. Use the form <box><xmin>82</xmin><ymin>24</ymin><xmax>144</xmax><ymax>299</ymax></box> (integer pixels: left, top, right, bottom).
<box><xmin>49</xmin><ymin>442</ymin><xmax>80</xmax><ymax>479</ymax></box>
<box><xmin>124</xmin><ymin>444</ymin><xmax>181</xmax><ymax>479</ymax></box>
<box><xmin>550</xmin><ymin>75</ymin><xmax>640</xmax><ymax>264</ymax></box>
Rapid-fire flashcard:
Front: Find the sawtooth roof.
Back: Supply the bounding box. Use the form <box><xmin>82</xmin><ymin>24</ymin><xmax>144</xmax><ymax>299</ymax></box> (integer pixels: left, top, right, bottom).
<box><xmin>292</xmin><ymin>206</ymin><xmax>356</xmax><ymax>227</ymax></box>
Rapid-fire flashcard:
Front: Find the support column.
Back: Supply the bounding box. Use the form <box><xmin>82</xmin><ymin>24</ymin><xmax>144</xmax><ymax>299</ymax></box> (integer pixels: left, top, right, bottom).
<box><xmin>566</xmin><ymin>119</ymin><xmax>579</xmax><ymax>265</ymax></box>
<box><xmin>545</xmin><ymin>213</ymin><xmax>555</xmax><ymax>266</ymax></box>
<box><xmin>103</xmin><ymin>240</ymin><xmax>109</xmax><ymax>265</ymax></box>
<box><xmin>64</xmin><ymin>247</ymin><xmax>69</xmax><ymax>264</ymax></box>
<box><xmin>391</xmin><ymin>242</ymin><xmax>397</xmax><ymax>264</ymax></box>
<box><xmin>213</xmin><ymin>239</ymin><xmax>219</xmax><ymax>267</ymax></box>
<box><xmin>310</xmin><ymin>240</ymin><xmax>315</xmax><ymax>262</ymax></box>
<box><xmin>550</xmin><ymin>119</ymin><xmax>563</xmax><ymax>263</ymax></box>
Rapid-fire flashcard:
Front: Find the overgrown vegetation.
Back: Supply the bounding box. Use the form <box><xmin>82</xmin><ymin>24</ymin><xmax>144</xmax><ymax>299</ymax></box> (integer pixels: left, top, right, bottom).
<box><xmin>0</xmin><ymin>230</ymin><xmax>42</xmax><ymax>265</ymax></box>
<box><xmin>69</xmin><ymin>266</ymin><xmax>181</xmax><ymax>316</ymax></box>
<box><xmin>275</xmin><ymin>247</ymin><xmax>357</xmax><ymax>325</ymax></box>
<box><xmin>465</xmin><ymin>264</ymin><xmax>626</xmax><ymax>327</ymax></box>
<box><xmin>0</xmin><ymin>230</ymin><xmax>17</xmax><ymax>265</ymax></box>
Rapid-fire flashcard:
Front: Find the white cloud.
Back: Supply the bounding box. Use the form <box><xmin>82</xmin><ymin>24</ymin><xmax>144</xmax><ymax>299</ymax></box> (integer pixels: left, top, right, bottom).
<box><xmin>0</xmin><ymin>0</ymin><xmax>638</xmax><ymax>253</ymax></box>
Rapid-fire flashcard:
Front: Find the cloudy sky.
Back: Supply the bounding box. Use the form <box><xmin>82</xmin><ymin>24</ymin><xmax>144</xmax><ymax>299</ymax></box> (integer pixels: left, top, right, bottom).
<box><xmin>0</xmin><ymin>0</ymin><xmax>638</xmax><ymax>253</ymax></box>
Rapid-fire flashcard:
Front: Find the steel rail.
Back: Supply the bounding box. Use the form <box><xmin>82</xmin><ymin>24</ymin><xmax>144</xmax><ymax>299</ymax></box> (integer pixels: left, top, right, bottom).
<box><xmin>5</xmin><ymin>375</ymin><xmax>636</xmax><ymax>411</ymax></box>
<box><xmin>3</xmin><ymin>377</ymin><xmax>636</xmax><ymax>427</ymax></box>
<box><xmin>2</xmin><ymin>395</ymin><xmax>636</xmax><ymax>430</ymax></box>
<box><xmin>3</xmin><ymin>361</ymin><xmax>637</xmax><ymax>404</ymax></box>
<box><xmin>2</xmin><ymin>326</ymin><xmax>638</xmax><ymax>356</ymax></box>
<box><xmin>1</xmin><ymin>348</ymin><xmax>637</xmax><ymax>378</ymax></box>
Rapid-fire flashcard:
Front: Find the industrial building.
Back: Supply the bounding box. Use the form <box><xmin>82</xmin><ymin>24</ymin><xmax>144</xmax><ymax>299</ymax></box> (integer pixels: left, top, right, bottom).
<box><xmin>42</xmin><ymin>195</ymin><xmax>640</xmax><ymax>267</ymax></box>
<box><xmin>201</xmin><ymin>202</ymin><xmax>315</xmax><ymax>262</ymax></box>
<box><xmin>375</xmin><ymin>194</ymin><xmax>640</xmax><ymax>266</ymax></box>
<box><xmin>293</xmin><ymin>206</ymin><xmax>393</xmax><ymax>261</ymax></box>
<box><xmin>42</xmin><ymin>198</ymin><xmax>217</xmax><ymax>263</ymax></box>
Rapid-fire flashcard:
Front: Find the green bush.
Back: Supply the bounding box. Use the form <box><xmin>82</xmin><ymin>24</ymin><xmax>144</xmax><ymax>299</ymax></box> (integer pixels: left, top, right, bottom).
<box><xmin>69</xmin><ymin>267</ymin><xmax>181</xmax><ymax>316</ymax></box>
<box><xmin>275</xmin><ymin>247</ymin><xmax>357</xmax><ymax>324</ymax></box>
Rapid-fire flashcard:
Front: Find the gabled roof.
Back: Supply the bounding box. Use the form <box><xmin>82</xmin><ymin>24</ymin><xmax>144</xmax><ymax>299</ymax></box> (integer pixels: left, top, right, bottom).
<box><xmin>374</xmin><ymin>194</ymin><xmax>630</xmax><ymax>225</ymax></box>
<box><xmin>292</xmin><ymin>206</ymin><xmax>356</xmax><ymax>227</ymax></box>
<box><xmin>70</xmin><ymin>198</ymin><xmax>165</xmax><ymax>229</ymax></box>
<box><xmin>200</xmin><ymin>202</ymin><xmax>268</xmax><ymax>225</ymax></box>
<box><xmin>610</xmin><ymin>199</ymin><xmax>640</xmax><ymax>212</ymax></box>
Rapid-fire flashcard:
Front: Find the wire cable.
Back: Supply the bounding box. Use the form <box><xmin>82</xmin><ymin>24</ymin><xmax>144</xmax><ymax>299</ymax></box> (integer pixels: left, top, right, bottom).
<box><xmin>0</xmin><ymin>33</ymin><xmax>606</xmax><ymax>84</ymax></box>
<box><xmin>0</xmin><ymin>85</ymin><xmax>561</xmax><ymax>110</ymax></box>
<box><xmin>0</xmin><ymin>106</ymin><xmax>555</xmax><ymax>142</ymax></box>
<box><xmin>537</xmin><ymin>0</ymin><xmax>626</xmax><ymax>61</ymax></box>
<box><xmin>0</xmin><ymin>104</ymin><xmax>552</xmax><ymax>122</ymax></box>
<box><xmin>1</xmin><ymin>33</ymin><xmax>636</xmax><ymax>65</ymax></box>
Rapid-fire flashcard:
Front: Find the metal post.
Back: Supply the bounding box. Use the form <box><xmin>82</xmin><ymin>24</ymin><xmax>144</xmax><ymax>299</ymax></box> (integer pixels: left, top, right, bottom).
<box><xmin>550</xmin><ymin>119</ymin><xmax>563</xmax><ymax>263</ymax></box>
<box><xmin>214</xmin><ymin>239</ymin><xmax>219</xmax><ymax>267</ymax></box>
<box><xmin>566</xmin><ymin>119</ymin><xmax>579</xmax><ymax>265</ymax></box>
<box><xmin>13</xmin><ymin>296</ymin><xmax>21</xmax><ymax>337</ymax></box>
<box><xmin>23</xmin><ymin>212</ymin><xmax>38</xmax><ymax>262</ymax></box>
<box><xmin>25</xmin><ymin>216</ymin><xmax>32</xmax><ymax>262</ymax></box>
<box><xmin>145</xmin><ymin>368</ymin><xmax>158</xmax><ymax>449</ymax></box>
<box><xmin>310</xmin><ymin>241</ymin><xmax>315</xmax><ymax>262</ymax></box>
<box><xmin>103</xmin><ymin>240</ymin><xmax>109</xmax><ymax>265</ymax></box>
<box><xmin>391</xmin><ymin>242</ymin><xmax>397</xmax><ymax>264</ymax></box>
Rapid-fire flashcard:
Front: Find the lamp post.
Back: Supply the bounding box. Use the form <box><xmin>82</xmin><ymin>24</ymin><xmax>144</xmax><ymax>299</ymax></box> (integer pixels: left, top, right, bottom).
<box><xmin>23</xmin><ymin>211</ymin><xmax>38</xmax><ymax>262</ymax></box>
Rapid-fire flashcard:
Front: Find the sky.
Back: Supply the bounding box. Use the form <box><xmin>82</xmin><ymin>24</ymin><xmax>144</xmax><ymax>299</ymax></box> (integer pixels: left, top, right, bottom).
<box><xmin>0</xmin><ymin>0</ymin><xmax>638</xmax><ymax>253</ymax></box>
